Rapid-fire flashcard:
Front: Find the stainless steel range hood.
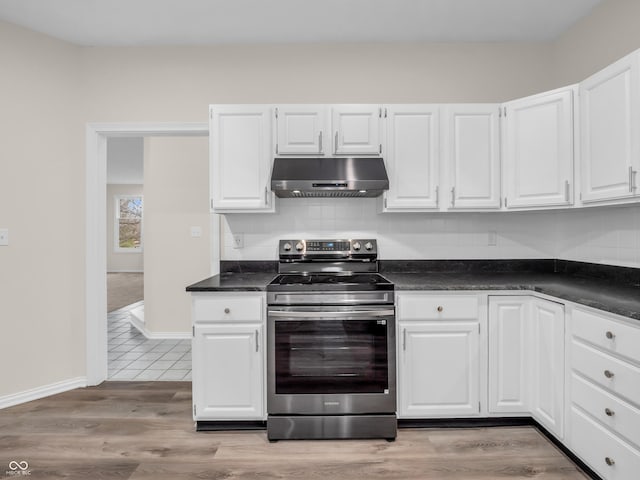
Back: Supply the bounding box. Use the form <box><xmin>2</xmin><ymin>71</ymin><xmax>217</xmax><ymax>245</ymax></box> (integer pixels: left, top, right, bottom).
<box><xmin>270</xmin><ymin>157</ymin><xmax>389</xmax><ymax>198</ymax></box>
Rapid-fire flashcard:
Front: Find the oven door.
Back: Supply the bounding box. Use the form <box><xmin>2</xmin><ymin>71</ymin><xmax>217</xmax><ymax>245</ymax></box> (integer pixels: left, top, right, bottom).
<box><xmin>267</xmin><ymin>305</ymin><xmax>396</xmax><ymax>415</ymax></box>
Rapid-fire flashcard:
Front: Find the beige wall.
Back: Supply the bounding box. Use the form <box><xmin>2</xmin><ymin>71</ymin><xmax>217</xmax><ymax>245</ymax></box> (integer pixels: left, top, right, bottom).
<box><xmin>0</xmin><ymin>21</ymin><xmax>84</xmax><ymax>397</ymax></box>
<box><xmin>107</xmin><ymin>184</ymin><xmax>144</xmax><ymax>272</ymax></box>
<box><xmin>143</xmin><ymin>137</ymin><xmax>210</xmax><ymax>334</ymax></box>
<box><xmin>80</xmin><ymin>42</ymin><xmax>555</xmax><ymax>122</ymax></box>
<box><xmin>1</xmin><ymin>0</ymin><xmax>640</xmax><ymax>400</ymax></box>
<box><xmin>553</xmin><ymin>0</ymin><xmax>640</xmax><ymax>84</ymax></box>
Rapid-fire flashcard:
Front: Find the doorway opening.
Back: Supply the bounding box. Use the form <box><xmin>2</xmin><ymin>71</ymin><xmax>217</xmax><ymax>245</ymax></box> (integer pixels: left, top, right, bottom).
<box><xmin>86</xmin><ymin>123</ymin><xmax>217</xmax><ymax>386</ymax></box>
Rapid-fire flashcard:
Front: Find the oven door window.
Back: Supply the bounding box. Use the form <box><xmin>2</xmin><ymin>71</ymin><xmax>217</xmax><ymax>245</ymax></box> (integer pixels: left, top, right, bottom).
<box><xmin>275</xmin><ymin>320</ymin><xmax>388</xmax><ymax>394</ymax></box>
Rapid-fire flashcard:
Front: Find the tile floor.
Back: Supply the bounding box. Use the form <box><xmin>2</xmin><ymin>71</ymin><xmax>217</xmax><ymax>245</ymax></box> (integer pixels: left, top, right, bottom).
<box><xmin>108</xmin><ymin>305</ymin><xmax>192</xmax><ymax>381</ymax></box>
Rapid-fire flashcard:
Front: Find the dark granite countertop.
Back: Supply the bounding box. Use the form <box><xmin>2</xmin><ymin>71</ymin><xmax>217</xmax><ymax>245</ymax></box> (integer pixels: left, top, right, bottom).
<box><xmin>382</xmin><ymin>271</ymin><xmax>640</xmax><ymax>321</ymax></box>
<box><xmin>186</xmin><ymin>271</ymin><xmax>276</xmax><ymax>292</ymax></box>
<box><xmin>186</xmin><ymin>260</ymin><xmax>640</xmax><ymax>321</ymax></box>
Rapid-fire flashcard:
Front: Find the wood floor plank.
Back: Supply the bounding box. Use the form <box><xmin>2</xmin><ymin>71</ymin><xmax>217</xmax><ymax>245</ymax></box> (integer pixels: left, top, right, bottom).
<box><xmin>0</xmin><ymin>382</ymin><xmax>589</xmax><ymax>480</ymax></box>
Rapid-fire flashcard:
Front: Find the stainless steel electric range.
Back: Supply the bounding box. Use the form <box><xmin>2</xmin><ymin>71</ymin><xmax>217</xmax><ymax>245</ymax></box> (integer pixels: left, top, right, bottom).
<box><xmin>266</xmin><ymin>239</ymin><xmax>397</xmax><ymax>441</ymax></box>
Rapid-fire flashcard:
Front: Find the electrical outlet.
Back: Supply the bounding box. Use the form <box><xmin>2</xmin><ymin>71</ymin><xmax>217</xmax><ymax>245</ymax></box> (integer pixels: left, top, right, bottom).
<box><xmin>488</xmin><ymin>231</ymin><xmax>497</xmax><ymax>246</ymax></box>
<box><xmin>233</xmin><ymin>233</ymin><xmax>244</xmax><ymax>249</ymax></box>
<box><xmin>0</xmin><ymin>228</ymin><xmax>8</xmax><ymax>246</ymax></box>
<box><xmin>190</xmin><ymin>226</ymin><xmax>202</xmax><ymax>238</ymax></box>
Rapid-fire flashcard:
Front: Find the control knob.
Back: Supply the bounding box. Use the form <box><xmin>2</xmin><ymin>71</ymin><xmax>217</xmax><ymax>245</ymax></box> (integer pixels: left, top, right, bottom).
<box><xmin>352</xmin><ymin>241</ymin><xmax>361</xmax><ymax>251</ymax></box>
<box><xmin>364</xmin><ymin>242</ymin><xmax>373</xmax><ymax>251</ymax></box>
<box><xmin>283</xmin><ymin>243</ymin><xmax>292</xmax><ymax>252</ymax></box>
<box><xmin>295</xmin><ymin>242</ymin><xmax>304</xmax><ymax>252</ymax></box>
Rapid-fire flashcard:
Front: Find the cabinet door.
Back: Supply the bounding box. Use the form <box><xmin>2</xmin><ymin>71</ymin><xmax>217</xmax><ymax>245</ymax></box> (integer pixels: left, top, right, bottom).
<box><xmin>488</xmin><ymin>297</ymin><xmax>529</xmax><ymax>413</ymax></box>
<box><xmin>384</xmin><ymin>105</ymin><xmax>439</xmax><ymax>210</ymax></box>
<box><xmin>275</xmin><ymin>105</ymin><xmax>327</xmax><ymax>155</ymax></box>
<box><xmin>210</xmin><ymin>105</ymin><xmax>274</xmax><ymax>212</ymax></box>
<box><xmin>530</xmin><ymin>298</ymin><xmax>565</xmax><ymax>438</ymax></box>
<box><xmin>580</xmin><ymin>52</ymin><xmax>640</xmax><ymax>203</ymax></box>
<box><xmin>399</xmin><ymin>322</ymin><xmax>480</xmax><ymax>417</ymax></box>
<box><xmin>192</xmin><ymin>323</ymin><xmax>263</xmax><ymax>420</ymax></box>
<box><xmin>503</xmin><ymin>88</ymin><xmax>574</xmax><ymax>208</ymax></box>
<box><xmin>444</xmin><ymin>105</ymin><xmax>501</xmax><ymax>210</ymax></box>
<box><xmin>331</xmin><ymin>105</ymin><xmax>382</xmax><ymax>155</ymax></box>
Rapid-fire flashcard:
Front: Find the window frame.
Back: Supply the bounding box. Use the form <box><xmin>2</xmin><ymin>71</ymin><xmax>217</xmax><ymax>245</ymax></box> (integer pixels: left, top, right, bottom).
<box><xmin>114</xmin><ymin>194</ymin><xmax>144</xmax><ymax>253</ymax></box>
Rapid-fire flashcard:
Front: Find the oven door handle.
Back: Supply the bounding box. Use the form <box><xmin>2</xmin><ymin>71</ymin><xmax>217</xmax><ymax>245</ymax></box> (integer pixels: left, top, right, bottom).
<box><xmin>268</xmin><ymin>309</ymin><xmax>395</xmax><ymax>319</ymax></box>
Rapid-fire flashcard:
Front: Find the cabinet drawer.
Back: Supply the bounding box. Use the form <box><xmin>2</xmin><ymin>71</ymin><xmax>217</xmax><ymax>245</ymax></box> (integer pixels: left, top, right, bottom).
<box><xmin>572</xmin><ymin>373</ymin><xmax>640</xmax><ymax>448</ymax></box>
<box><xmin>193</xmin><ymin>294</ymin><xmax>263</xmax><ymax>322</ymax></box>
<box><xmin>572</xmin><ymin>340</ymin><xmax>640</xmax><ymax>406</ymax></box>
<box><xmin>398</xmin><ymin>294</ymin><xmax>478</xmax><ymax>320</ymax></box>
<box><xmin>573</xmin><ymin>309</ymin><xmax>640</xmax><ymax>363</ymax></box>
<box><xmin>570</xmin><ymin>406</ymin><xmax>640</xmax><ymax>480</ymax></box>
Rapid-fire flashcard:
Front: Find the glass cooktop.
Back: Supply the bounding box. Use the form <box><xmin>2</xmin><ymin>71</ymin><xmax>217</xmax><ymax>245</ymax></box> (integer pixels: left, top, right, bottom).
<box><xmin>267</xmin><ymin>273</ymin><xmax>394</xmax><ymax>291</ymax></box>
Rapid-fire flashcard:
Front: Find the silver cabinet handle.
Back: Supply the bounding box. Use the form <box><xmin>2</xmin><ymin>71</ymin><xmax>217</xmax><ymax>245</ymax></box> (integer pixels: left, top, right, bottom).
<box><xmin>435</xmin><ymin>186</ymin><xmax>439</xmax><ymax>208</ymax></box>
<box><xmin>334</xmin><ymin>131</ymin><xmax>338</xmax><ymax>154</ymax></box>
<box><xmin>224</xmin><ymin>308</ymin><xmax>230</xmax><ymax>314</ymax></box>
<box><xmin>606</xmin><ymin>331</ymin><xmax>615</xmax><ymax>339</ymax></box>
<box><xmin>319</xmin><ymin>131</ymin><xmax>323</xmax><ymax>153</ymax></box>
<box><xmin>437</xmin><ymin>306</ymin><xmax>443</xmax><ymax>312</ymax></box>
<box><xmin>605</xmin><ymin>408</ymin><xmax>615</xmax><ymax>417</ymax></box>
<box><xmin>264</xmin><ymin>186</ymin><xmax>268</xmax><ymax>205</ymax></box>
<box><xmin>565</xmin><ymin>180</ymin><xmax>570</xmax><ymax>202</ymax></box>
<box><xmin>605</xmin><ymin>457</ymin><xmax>615</xmax><ymax>466</ymax></box>
<box><xmin>402</xmin><ymin>328</ymin><xmax>406</xmax><ymax>351</ymax></box>
<box><xmin>255</xmin><ymin>330</ymin><xmax>259</xmax><ymax>352</ymax></box>
<box><xmin>451</xmin><ymin>187</ymin><xmax>456</xmax><ymax>207</ymax></box>
<box><xmin>604</xmin><ymin>370</ymin><xmax>615</xmax><ymax>379</ymax></box>
<box><xmin>630</xmin><ymin>166</ymin><xmax>634</xmax><ymax>193</ymax></box>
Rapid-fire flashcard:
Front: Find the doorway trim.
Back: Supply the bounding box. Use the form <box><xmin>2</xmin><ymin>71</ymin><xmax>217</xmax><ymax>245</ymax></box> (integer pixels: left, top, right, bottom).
<box><xmin>86</xmin><ymin>122</ymin><xmax>209</xmax><ymax>386</ymax></box>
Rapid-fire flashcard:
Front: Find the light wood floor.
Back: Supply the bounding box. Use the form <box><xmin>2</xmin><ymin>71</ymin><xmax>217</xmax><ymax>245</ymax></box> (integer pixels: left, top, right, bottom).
<box><xmin>0</xmin><ymin>382</ymin><xmax>589</xmax><ymax>479</ymax></box>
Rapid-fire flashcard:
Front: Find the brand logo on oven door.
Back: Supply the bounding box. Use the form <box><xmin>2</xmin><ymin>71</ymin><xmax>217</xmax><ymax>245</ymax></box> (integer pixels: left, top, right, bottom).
<box><xmin>324</xmin><ymin>401</ymin><xmax>340</xmax><ymax>406</ymax></box>
<box><xmin>377</xmin><ymin>320</ymin><xmax>386</xmax><ymax>325</ymax></box>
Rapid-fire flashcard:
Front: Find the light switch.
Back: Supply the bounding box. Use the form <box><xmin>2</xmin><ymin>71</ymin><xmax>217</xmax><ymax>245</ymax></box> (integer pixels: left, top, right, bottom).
<box><xmin>190</xmin><ymin>226</ymin><xmax>202</xmax><ymax>238</ymax></box>
<box><xmin>0</xmin><ymin>228</ymin><xmax>8</xmax><ymax>246</ymax></box>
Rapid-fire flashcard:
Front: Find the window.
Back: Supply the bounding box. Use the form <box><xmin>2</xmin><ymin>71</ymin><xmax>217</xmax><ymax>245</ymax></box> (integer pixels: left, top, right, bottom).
<box><xmin>115</xmin><ymin>195</ymin><xmax>143</xmax><ymax>252</ymax></box>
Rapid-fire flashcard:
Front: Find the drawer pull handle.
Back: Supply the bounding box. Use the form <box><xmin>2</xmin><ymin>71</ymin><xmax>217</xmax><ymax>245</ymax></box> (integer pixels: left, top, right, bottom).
<box><xmin>605</xmin><ymin>457</ymin><xmax>615</xmax><ymax>466</ymax></box>
<box><xmin>224</xmin><ymin>308</ymin><xmax>230</xmax><ymax>314</ymax></box>
<box><xmin>605</xmin><ymin>331</ymin><xmax>615</xmax><ymax>339</ymax></box>
<box><xmin>604</xmin><ymin>370</ymin><xmax>615</xmax><ymax>379</ymax></box>
<box><xmin>437</xmin><ymin>306</ymin><xmax>443</xmax><ymax>312</ymax></box>
<box><xmin>605</xmin><ymin>408</ymin><xmax>615</xmax><ymax>417</ymax></box>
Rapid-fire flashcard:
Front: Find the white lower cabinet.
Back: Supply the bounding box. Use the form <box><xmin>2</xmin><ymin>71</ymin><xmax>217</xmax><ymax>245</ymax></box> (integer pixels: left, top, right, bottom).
<box><xmin>488</xmin><ymin>296</ymin><xmax>529</xmax><ymax>413</ymax></box>
<box><xmin>530</xmin><ymin>298</ymin><xmax>565</xmax><ymax>438</ymax></box>
<box><xmin>191</xmin><ymin>293</ymin><xmax>265</xmax><ymax>421</ymax></box>
<box><xmin>567</xmin><ymin>307</ymin><xmax>640</xmax><ymax>479</ymax></box>
<box><xmin>397</xmin><ymin>293</ymin><xmax>481</xmax><ymax>417</ymax></box>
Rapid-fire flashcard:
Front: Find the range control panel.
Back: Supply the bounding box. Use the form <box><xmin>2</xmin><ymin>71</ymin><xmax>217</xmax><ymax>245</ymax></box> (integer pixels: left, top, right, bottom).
<box><xmin>278</xmin><ymin>239</ymin><xmax>378</xmax><ymax>258</ymax></box>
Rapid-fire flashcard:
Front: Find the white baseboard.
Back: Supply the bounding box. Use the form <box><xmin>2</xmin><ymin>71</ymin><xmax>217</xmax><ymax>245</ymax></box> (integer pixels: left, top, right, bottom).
<box><xmin>107</xmin><ymin>269</ymin><xmax>144</xmax><ymax>273</ymax></box>
<box><xmin>129</xmin><ymin>306</ymin><xmax>190</xmax><ymax>340</ymax></box>
<box><xmin>0</xmin><ymin>377</ymin><xmax>87</xmax><ymax>410</ymax></box>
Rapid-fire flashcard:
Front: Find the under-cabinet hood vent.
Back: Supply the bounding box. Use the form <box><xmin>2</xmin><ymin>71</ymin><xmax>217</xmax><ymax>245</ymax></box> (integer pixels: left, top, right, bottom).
<box><xmin>270</xmin><ymin>157</ymin><xmax>389</xmax><ymax>198</ymax></box>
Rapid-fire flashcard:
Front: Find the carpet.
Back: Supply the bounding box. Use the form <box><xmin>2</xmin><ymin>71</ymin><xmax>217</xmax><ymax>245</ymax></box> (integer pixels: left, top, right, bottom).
<box><xmin>107</xmin><ymin>272</ymin><xmax>144</xmax><ymax>312</ymax></box>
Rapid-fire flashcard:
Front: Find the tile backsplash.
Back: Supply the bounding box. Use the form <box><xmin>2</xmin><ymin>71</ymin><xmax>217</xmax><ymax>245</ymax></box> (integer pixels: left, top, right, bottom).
<box><xmin>221</xmin><ymin>199</ymin><xmax>640</xmax><ymax>268</ymax></box>
<box><xmin>555</xmin><ymin>204</ymin><xmax>640</xmax><ymax>268</ymax></box>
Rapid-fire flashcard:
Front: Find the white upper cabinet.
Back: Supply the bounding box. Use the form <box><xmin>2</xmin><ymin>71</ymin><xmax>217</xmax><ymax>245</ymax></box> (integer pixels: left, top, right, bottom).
<box><xmin>331</xmin><ymin>105</ymin><xmax>383</xmax><ymax>155</ymax></box>
<box><xmin>384</xmin><ymin>105</ymin><xmax>440</xmax><ymax>210</ymax></box>
<box><xmin>444</xmin><ymin>105</ymin><xmax>501</xmax><ymax>210</ymax></box>
<box><xmin>274</xmin><ymin>105</ymin><xmax>328</xmax><ymax>155</ymax></box>
<box><xmin>503</xmin><ymin>87</ymin><xmax>575</xmax><ymax>209</ymax></box>
<box><xmin>580</xmin><ymin>51</ymin><xmax>640</xmax><ymax>203</ymax></box>
<box><xmin>210</xmin><ymin>105</ymin><xmax>274</xmax><ymax>212</ymax></box>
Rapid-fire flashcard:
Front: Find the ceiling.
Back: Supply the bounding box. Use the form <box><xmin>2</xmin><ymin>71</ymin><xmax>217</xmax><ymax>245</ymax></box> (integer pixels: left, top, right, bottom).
<box><xmin>0</xmin><ymin>0</ymin><xmax>603</xmax><ymax>47</ymax></box>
